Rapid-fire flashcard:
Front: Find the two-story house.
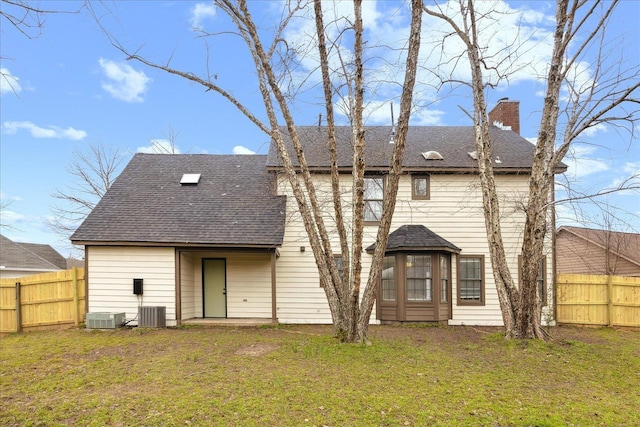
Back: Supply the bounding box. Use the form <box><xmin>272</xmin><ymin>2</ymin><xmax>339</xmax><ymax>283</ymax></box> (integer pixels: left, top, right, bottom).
<box><xmin>72</xmin><ymin>100</ymin><xmax>564</xmax><ymax>326</ymax></box>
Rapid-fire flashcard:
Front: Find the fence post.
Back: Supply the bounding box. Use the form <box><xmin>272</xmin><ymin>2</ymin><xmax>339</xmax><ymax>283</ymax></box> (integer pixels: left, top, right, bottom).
<box><xmin>15</xmin><ymin>282</ymin><xmax>22</xmax><ymax>333</ymax></box>
<box><xmin>607</xmin><ymin>275</ymin><xmax>613</xmax><ymax>327</ymax></box>
<box><xmin>72</xmin><ymin>267</ymin><xmax>79</xmax><ymax>327</ymax></box>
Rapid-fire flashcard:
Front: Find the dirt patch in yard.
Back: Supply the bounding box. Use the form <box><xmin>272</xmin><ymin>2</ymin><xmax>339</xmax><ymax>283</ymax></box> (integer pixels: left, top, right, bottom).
<box><xmin>270</xmin><ymin>323</ymin><xmax>624</xmax><ymax>345</ymax></box>
<box><xmin>234</xmin><ymin>342</ymin><xmax>280</xmax><ymax>356</ymax></box>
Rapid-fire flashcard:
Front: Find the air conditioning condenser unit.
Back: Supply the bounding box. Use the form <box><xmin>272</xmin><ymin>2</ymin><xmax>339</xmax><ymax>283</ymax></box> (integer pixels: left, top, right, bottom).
<box><xmin>86</xmin><ymin>312</ymin><xmax>126</xmax><ymax>329</ymax></box>
<box><xmin>138</xmin><ymin>306</ymin><xmax>166</xmax><ymax>328</ymax></box>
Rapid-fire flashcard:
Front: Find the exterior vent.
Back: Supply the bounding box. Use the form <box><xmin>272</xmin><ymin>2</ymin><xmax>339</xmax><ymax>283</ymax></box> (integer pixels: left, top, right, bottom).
<box><xmin>86</xmin><ymin>312</ymin><xmax>126</xmax><ymax>329</ymax></box>
<box><xmin>138</xmin><ymin>306</ymin><xmax>166</xmax><ymax>328</ymax></box>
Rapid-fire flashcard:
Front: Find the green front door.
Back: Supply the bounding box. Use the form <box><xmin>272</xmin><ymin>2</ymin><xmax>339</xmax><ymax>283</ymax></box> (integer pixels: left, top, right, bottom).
<box><xmin>203</xmin><ymin>259</ymin><xmax>226</xmax><ymax>318</ymax></box>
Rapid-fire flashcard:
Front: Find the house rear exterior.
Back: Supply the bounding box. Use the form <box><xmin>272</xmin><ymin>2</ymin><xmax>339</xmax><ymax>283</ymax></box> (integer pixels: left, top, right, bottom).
<box><xmin>72</xmin><ymin>100</ymin><xmax>564</xmax><ymax>327</ymax></box>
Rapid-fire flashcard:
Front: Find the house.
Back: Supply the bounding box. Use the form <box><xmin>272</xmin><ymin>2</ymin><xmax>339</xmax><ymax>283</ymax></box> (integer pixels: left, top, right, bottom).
<box><xmin>0</xmin><ymin>234</ymin><xmax>68</xmax><ymax>278</ymax></box>
<box><xmin>556</xmin><ymin>226</ymin><xmax>640</xmax><ymax>277</ymax></box>
<box><xmin>72</xmin><ymin>99</ymin><xmax>565</xmax><ymax>326</ymax></box>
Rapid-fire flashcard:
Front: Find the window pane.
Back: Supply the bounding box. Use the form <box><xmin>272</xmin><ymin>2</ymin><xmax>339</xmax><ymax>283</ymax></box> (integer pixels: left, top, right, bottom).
<box><xmin>364</xmin><ymin>177</ymin><xmax>384</xmax><ymax>198</ymax></box>
<box><xmin>364</xmin><ymin>200</ymin><xmax>383</xmax><ymax>222</ymax></box>
<box><xmin>364</xmin><ymin>177</ymin><xmax>383</xmax><ymax>222</ymax></box>
<box><xmin>413</xmin><ymin>177</ymin><xmax>427</xmax><ymax>197</ymax></box>
<box><xmin>382</xmin><ymin>256</ymin><xmax>396</xmax><ymax>301</ymax></box>
<box><xmin>335</xmin><ymin>255</ymin><xmax>343</xmax><ymax>282</ymax></box>
<box><xmin>406</xmin><ymin>255</ymin><xmax>432</xmax><ymax>301</ymax></box>
<box><xmin>440</xmin><ymin>255</ymin><xmax>449</xmax><ymax>303</ymax></box>
<box><xmin>460</xmin><ymin>257</ymin><xmax>482</xmax><ymax>301</ymax></box>
<box><xmin>537</xmin><ymin>259</ymin><xmax>544</xmax><ymax>302</ymax></box>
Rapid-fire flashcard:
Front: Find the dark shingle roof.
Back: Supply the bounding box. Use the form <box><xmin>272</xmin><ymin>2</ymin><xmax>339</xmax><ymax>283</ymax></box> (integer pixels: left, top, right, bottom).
<box><xmin>71</xmin><ymin>154</ymin><xmax>286</xmax><ymax>247</ymax></box>
<box><xmin>0</xmin><ymin>234</ymin><xmax>66</xmax><ymax>270</ymax></box>
<box><xmin>267</xmin><ymin>126</ymin><xmax>566</xmax><ymax>172</ymax></box>
<box><xmin>366</xmin><ymin>225</ymin><xmax>461</xmax><ymax>253</ymax></box>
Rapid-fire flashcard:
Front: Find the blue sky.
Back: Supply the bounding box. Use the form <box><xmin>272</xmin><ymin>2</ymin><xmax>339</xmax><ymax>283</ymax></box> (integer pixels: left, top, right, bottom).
<box><xmin>1</xmin><ymin>0</ymin><xmax>639</xmax><ymax>257</ymax></box>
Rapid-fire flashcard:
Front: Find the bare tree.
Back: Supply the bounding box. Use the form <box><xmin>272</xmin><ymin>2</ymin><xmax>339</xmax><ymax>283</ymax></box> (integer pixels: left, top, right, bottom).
<box><xmin>1</xmin><ymin>0</ymin><xmax>50</xmax><ymax>39</ymax></box>
<box><xmin>91</xmin><ymin>0</ymin><xmax>423</xmax><ymax>342</ymax></box>
<box><xmin>1</xmin><ymin>1</ymin><xmax>78</xmax><ymax>95</ymax></box>
<box><xmin>145</xmin><ymin>125</ymin><xmax>181</xmax><ymax>154</ymax></box>
<box><xmin>423</xmin><ymin>0</ymin><xmax>639</xmax><ymax>338</ymax></box>
<box><xmin>0</xmin><ymin>199</ymin><xmax>16</xmax><ymax>230</ymax></box>
<box><xmin>49</xmin><ymin>143</ymin><xmax>126</xmax><ymax>249</ymax></box>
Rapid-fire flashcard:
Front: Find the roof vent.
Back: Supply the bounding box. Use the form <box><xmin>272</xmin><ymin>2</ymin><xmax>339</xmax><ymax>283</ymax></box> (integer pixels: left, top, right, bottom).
<box><xmin>468</xmin><ymin>151</ymin><xmax>478</xmax><ymax>160</ymax></box>
<box><xmin>180</xmin><ymin>173</ymin><xmax>201</xmax><ymax>185</ymax></box>
<box><xmin>421</xmin><ymin>151</ymin><xmax>443</xmax><ymax>160</ymax></box>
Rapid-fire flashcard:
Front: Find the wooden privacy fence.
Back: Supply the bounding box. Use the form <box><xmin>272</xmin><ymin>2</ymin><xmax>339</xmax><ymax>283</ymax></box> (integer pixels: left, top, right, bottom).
<box><xmin>556</xmin><ymin>273</ymin><xmax>640</xmax><ymax>328</ymax></box>
<box><xmin>0</xmin><ymin>268</ymin><xmax>85</xmax><ymax>333</ymax></box>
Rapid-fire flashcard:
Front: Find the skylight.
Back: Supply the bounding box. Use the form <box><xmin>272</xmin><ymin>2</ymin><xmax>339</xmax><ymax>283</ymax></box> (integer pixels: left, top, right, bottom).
<box><xmin>421</xmin><ymin>151</ymin><xmax>443</xmax><ymax>160</ymax></box>
<box><xmin>180</xmin><ymin>173</ymin><xmax>201</xmax><ymax>185</ymax></box>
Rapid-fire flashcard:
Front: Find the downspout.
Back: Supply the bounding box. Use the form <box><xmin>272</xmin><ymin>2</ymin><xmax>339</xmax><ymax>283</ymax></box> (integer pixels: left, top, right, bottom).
<box><xmin>551</xmin><ymin>178</ymin><xmax>558</xmax><ymax>325</ymax></box>
<box><xmin>175</xmin><ymin>249</ymin><xmax>182</xmax><ymax>327</ymax></box>
<box><xmin>271</xmin><ymin>249</ymin><xmax>278</xmax><ymax>324</ymax></box>
<box><xmin>84</xmin><ymin>246</ymin><xmax>90</xmax><ymax>315</ymax></box>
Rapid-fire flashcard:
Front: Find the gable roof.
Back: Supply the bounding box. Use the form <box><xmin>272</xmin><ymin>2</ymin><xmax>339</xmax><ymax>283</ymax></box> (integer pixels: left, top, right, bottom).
<box><xmin>366</xmin><ymin>225</ymin><xmax>461</xmax><ymax>253</ymax></box>
<box><xmin>557</xmin><ymin>226</ymin><xmax>640</xmax><ymax>267</ymax></box>
<box><xmin>0</xmin><ymin>234</ymin><xmax>67</xmax><ymax>271</ymax></box>
<box><xmin>267</xmin><ymin>125</ymin><xmax>567</xmax><ymax>173</ymax></box>
<box><xmin>71</xmin><ymin>154</ymin><xmax>286</xmax><ymax>248</ymax></box>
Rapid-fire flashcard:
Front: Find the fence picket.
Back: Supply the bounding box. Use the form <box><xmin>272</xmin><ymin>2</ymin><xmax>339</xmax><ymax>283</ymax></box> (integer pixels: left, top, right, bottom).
<box><xmin>557</xmin><ymin>273</ymin><xmax>640</xmax><ymax>327</ymax></box>
<box><xmin>0</xmin><ymin>268</ymin><xmax>85</xmax><ymax>333</ymax></box>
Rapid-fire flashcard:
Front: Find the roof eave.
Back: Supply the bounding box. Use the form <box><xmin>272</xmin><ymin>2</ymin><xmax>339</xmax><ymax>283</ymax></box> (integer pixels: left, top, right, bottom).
<box><xmin>72</xmin><ymin>240</ymin><xmax>283</xmax><ymax>249</ymax></box>
<box><xmin>366</xmin><ymin>245</ymin><xmax>461</xmax><ymax>254</ymax></box>
<box><xmin>267</xmin><ymin>165</ymin><xmax>544</xmax><ymax>174</ymax></box>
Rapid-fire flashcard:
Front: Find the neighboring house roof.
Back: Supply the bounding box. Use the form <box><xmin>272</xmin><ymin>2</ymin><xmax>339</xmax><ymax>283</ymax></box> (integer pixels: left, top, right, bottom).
<box><xmin>366</xmin><ymin>225</ymin><xmax>461</xmax><ymax>253</ymax></box>
<box><xmin>66</xmin><ymin>258</ymin><xmax>85</xmax><ymax>269</ymax></box>
<box><xmin>0</xmin><ymin>234</ymin><xmax>67</xmax><ymax>271</ymax></box>
<box><xmin>557</xmin><ymin>226</ymin><xmax>640</xmax><ymax>268</ymax></box>
<box><xmin>71</xmin><ymin>154</ymin><xmax>286</xmax><ymax>248</ymax></box>
<box><xmin>267</xmin><ymin>126</ymin><xmax>568</xmax><ymax>173</ymax></box>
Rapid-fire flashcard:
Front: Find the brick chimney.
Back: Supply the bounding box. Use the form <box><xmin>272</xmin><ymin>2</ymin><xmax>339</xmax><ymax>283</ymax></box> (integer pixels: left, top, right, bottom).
<box><xmin>488</xmin><ymin>98</ymin><xmax>520</xmax><ymax>135</ymax></box>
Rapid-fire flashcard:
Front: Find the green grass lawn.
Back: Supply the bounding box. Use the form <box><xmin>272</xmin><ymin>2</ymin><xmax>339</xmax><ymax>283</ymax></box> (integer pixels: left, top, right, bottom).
<box><xmin>1</xmin><ymin>324</ymin><xmax>638</xmax><ymax>426</ymax></box>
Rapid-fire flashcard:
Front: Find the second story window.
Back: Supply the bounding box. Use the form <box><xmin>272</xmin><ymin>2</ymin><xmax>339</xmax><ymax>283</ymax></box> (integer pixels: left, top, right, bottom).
<box><xmin>364</xmin><ymin>177</ymin><xmax>384</xmax><ymax>223</ymax></box>
<box><xmin>412</xmin><ymin>175</ymin><xmax>430</xmax><ymax>200</ymax></box>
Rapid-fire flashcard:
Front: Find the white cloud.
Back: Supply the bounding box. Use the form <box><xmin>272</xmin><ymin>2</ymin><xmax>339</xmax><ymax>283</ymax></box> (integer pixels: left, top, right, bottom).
<box><xmin>609</xmin><ymin>161</ymin><xmax>640</xmax><ymax>196</ymax></box>
<box><xmin>580</xmin><ymin>123</ymin><xmax>607</xmax><ymax>138</ymax></box>
<box><xmin>276</xmin><ymin>1</ymin><xmax>561</xmax><ymax>124</ymax></box>
<box><xmin>233</xmin><ymin>146</ymin><xmax>255</xmax><ymax>155</ymax></box>
<box><xmin>622</xmin><ymin>161</ymin><xmax>640</xmax><ymax>175</ymax></box>
<box><xmin>0</xmin><ymin>68</ymin><xmax>22</xmax><ymax>95</ymax></box>
<box><xmin>563</xmin><ymin>145</ymin><xmax>610</xmax><ymax>179</ymax></box>
<box><xmin>98</xmin><ymin>58</ymin><xmax>151</xmax><ymax>103</ymax></box>
<box><xmin>136</xmin><ymin>139</ymin><xmax>181</xmax><ymax>154</ymax></box>
<box><xmin>0</xmin><ymin>209</ymin><xmax>25</xmax><ymax>224</ymax></box>
<box><xmin>2</xmin><ymin>121</ymin><xmax>87</xmax><ymax>140</ymax></box>
<box><xmin>190</xmin><ymin>2</ymin><xmax>216</xmax><ymax>29</ymax></box>
<box><xmin>0</xmin><ymin>192</ymin><xmax>23</xmax><ymax>202</ymax></box>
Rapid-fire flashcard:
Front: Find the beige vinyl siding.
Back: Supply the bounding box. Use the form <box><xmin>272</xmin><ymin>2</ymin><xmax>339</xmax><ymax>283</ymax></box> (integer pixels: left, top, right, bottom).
<box><xmin>275</xmin><ymin>174</ymin><xmax>376</xmax><ymax>324</ymax></box>
<box><xmin>181</xmin><ymin>251</ymin><xmax>272</xmax><ymax>319</ymax></box>
<box><xmin>226</xmin><ymin>253</ymin><xmax>272</xmax><ymax>318</ymax></box>
<box><xmin>180</xmin><ymin>252</ymin><xmax>197</xmax><ymax>319</ymax></box>
<box><xmin>276</xmin><ymin>171</ymin><xmax>552</xmax><ymax>326</ymax></box>
<box><xmin>87</xmin><ymin>246</ymin><xmax>176</xmax><ymax>326</ymax></box>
